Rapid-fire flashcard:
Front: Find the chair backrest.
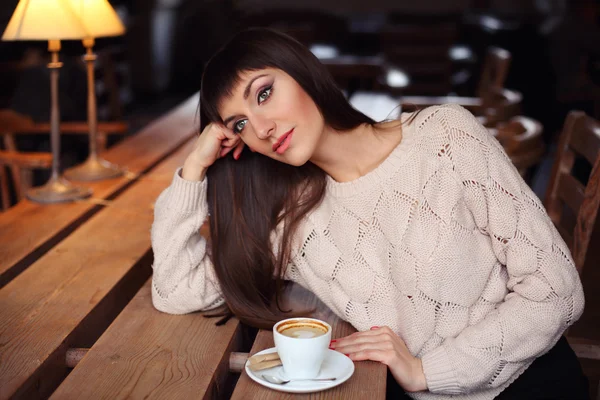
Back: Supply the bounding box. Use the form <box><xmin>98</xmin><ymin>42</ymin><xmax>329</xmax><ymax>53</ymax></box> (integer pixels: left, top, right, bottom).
<box><xmin>0</xmin><ymin>109</ymin><xmax>52</xmax><ymax>210</ymax></box>
<box><xmin>480</xmin><ymin>87</ymin><xmax>522</xmax><ymax>127</ymax></box>
<box><xmin>545</xmin><ymin>111</ymin><xmax>600</xmax><ymax>273</ymax></box>
<box><xmin>493</xmin><ymin>115</ymin><xmax>545</xmax><ymax>173</ymax></box>
<box><xmin>477</xmin><ymin>47</ymin><xmax>512</xmax><ymax>99</ymax></box>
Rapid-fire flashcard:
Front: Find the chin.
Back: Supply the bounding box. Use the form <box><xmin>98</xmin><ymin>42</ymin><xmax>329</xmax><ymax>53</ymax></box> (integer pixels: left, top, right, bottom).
<box><xmin>276</xmin><ymin>155</ymin><xmax>306</xmax><ymax>167</ymax></box>
<box><xmin>282</xmin><ymin>147</ymin><xmax>313</xmax><ymax>167</ymax></box>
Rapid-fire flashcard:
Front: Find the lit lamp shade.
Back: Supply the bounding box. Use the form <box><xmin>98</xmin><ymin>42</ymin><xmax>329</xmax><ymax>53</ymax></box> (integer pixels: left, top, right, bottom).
<box><xmin>68</xmin><ymin>0</ymin><xmax>125</xmax><ymax>38</ymax></box>
<box><xmin>2</xmin><ymin>0</ymin><xmax>89</xmax><ymax>41</ymax></box>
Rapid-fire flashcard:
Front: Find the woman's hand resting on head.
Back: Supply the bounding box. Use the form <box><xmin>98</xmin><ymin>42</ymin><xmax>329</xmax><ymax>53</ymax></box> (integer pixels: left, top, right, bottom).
<box><xmin>182</xmin><ymin>123</ymin><xmax>245</xmax><ymax>181</ymax></box>
<box><xmin>330</xmin><ymin>326</ymin><xmax>428</xmax><ymax>393</ymax></box>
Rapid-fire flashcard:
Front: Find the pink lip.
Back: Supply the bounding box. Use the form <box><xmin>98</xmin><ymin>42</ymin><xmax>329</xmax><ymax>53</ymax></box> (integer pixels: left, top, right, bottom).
<box><xmin>273</xmin><ymin>128</ymin><xmax>294</xmax><ymax>152</ymax></box>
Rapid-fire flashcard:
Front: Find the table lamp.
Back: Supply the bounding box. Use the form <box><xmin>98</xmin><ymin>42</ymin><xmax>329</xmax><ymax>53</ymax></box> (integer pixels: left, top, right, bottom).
<box><xmin>64</xmin><ymin>0</ymin><xmax>126</xmax><ymax>181</ymax></box>
<box><xmin>2</xmin><ymin>0</ymin><xmax>92</xmax><ymax>203</ymax></box>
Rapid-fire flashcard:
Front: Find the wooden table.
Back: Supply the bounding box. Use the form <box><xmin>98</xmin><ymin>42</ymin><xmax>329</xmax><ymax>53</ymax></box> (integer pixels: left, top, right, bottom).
<box><xmin>230</xmin><ymin>284</ymin><xmax>387</xmax><ymax>400</ymax></box>
<box><xmin>0</xmin><ymin>94</ymin><xmax>388</xmax><ymax>399</ymax></box>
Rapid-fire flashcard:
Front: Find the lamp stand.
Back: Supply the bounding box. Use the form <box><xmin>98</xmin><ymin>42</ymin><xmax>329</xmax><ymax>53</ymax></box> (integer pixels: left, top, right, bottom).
<box><xmin>64</xmin><ymin>37</ymin><xmax>123</xmax><ymax>181</ymax></box>
<box><xmin>27</xmin><ymin>40</ymin><xmax>92</xmax><ymax>204</ymax></box>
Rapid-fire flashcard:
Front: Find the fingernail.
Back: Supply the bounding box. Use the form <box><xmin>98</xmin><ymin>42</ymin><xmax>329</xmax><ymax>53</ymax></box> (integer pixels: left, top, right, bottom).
<box><xmin>234</xmin><ymin>153</ymin><xmax>239</xmax><ymax>160</ymax></box>
<box><xmin>345</xmin><ymin>354</ymin><xmax>350</xmax><ymax>357</ymax></box>
<box><xmin>330</xmin><ymin>339</ymin><xmax>337</xmax><ymax>344</ymax></box>
<box><xmin>370</xmin><ymin>326</ymin><xmax>379</xmax><ymax>330</ymax></box>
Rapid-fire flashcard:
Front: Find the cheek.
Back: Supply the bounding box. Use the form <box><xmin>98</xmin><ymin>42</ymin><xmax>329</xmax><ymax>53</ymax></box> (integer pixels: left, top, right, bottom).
<box><xmin>277</xmin><ymin>83</ymin><xmax>320</xmax><ymax>124</ymax></box>
<box><xmin>294</xmin><ymin>90</ymin><xmax>320</xmax><ymax>122</ymax></box>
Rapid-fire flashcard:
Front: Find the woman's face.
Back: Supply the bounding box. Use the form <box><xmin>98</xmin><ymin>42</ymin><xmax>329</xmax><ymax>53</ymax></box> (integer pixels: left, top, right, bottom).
<box><xmin>218</xmin><ymin>68</ymin><xmax>325</xmax><ymax>166</ymax></box>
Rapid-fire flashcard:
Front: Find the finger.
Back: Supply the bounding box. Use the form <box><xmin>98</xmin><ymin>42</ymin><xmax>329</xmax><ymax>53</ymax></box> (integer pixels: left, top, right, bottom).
<box><xmin>331</xmin><ymin>335</ymin><xmax>382</xmax><ymax>350</ymax></box>
<box><xmin>233</xmin><ymin>141</ymin><xmax>245</xmax><ymax>160</ymax></box>
<box><xmin>220</xmin><ymin>146</ymin><xmax>234</xmax><ymax>158</ymax></box>
<box><xmin>209</xmin><ymin>123</ymin><xmax>237</xmax><ymax>142</ymax></box>
<box><xmin>332</xmin><ymin>327</ymin><xmax>392</xmax><ymax>347</ymax></box>
<box><xmin>222</xmin><ymin>136</ymin><xmax>239</xmax><ymax>148</ymax></box>
<box><xmin>333</xmin><ymin>339</ymin><xmax>394</xmax><ymax>356</ymax></box>
<box><xmin>349</xmin><ymin>349</ymin><xmax>395</xmax><ymax>365</ymax></box>
<box><xmin>220</xmin><ymin>126</ymin><xmax>239</xmax><ymax>141</ymax></box>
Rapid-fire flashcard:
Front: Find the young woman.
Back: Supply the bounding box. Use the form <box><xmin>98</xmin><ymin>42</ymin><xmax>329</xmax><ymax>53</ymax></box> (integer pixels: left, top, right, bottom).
<box><xmin>151</xmin><ymin>28</ymin><xmax>588</xmax><ymax>399</ymax></box>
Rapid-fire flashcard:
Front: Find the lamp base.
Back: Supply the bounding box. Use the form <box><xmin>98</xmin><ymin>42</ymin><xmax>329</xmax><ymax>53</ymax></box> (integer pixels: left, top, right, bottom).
<box><xmin>64</xmin><ymin>156</ymin><xmax>123</xmax><ymax>181</ymax></box>
<box><xmin>26</xmin><ymin>176</ymin><xmax>92</xmax><ymax>204</ymax></box>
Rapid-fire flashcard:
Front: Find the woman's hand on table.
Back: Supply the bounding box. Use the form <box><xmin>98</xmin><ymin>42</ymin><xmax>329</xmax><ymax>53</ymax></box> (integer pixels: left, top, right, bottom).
<box><xmin>182</xmin><ymin>122</ymin><xmax>245</xmax><ymax>181</ymax></box>
<box><xmin>329</xmin><ymin>326</ymin><xmax>427</xmax><ymax>393</ymax></box>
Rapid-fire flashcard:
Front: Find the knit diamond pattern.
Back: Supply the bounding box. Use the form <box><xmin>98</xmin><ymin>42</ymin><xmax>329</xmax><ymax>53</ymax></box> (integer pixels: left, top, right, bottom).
<box><xmin>151</xmin><ymin>104</ymin><xmax>584</xmax><ymax>400</ymax></box>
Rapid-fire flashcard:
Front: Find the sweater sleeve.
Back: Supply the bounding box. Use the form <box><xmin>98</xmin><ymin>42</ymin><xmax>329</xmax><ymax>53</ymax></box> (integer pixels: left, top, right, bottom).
<box><xmin>420</xmin><ymin>105</ymin><xmax>585</xmax><ymax>394</ymax></box>
<box><xmin>150</xmin><ymin>168</ymin><xmax>225</xmax><ymax>314</ymax></box>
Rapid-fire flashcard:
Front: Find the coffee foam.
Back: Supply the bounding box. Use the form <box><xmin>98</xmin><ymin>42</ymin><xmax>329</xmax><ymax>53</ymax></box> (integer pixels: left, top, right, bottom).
<box><xmin>277</xmin><ymin>320</ymin><xmax>328</xmax><ymax>339</ymax></box>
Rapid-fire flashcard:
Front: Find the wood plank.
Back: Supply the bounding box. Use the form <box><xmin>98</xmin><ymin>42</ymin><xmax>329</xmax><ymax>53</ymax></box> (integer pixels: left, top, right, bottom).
<box><xmin>51</xmin><ymin>280</ymin><xmax>243</xmax><ymax>400</ymax></box>
<box><xmin>0</xmin><ymin>94</ymin><xmax>199</xmax><ymax>288</ymax></box>
<box><xmin>230</xmin><ymin>284</ymin><xmax>387</xmax><ymax>400</ymax></box>
<box><xmin>0</xmin><ymin>140</ymin><xmax>194</xmax><ymax>400</ymax></box>
<box><xmin>557</xmin><ymin>172</ymin><xmax>585</xmax><ymax>219</ymax></box>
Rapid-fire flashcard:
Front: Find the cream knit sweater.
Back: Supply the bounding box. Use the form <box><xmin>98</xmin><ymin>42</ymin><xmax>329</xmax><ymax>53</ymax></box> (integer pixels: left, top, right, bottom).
<box><xmin>151</xmin><ymin>104</ymin><xmax>584</xmax><ymax>399</ymax></box>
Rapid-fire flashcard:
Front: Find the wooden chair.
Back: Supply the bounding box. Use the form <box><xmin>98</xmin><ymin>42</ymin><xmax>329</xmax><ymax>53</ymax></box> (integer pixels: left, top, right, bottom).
<box><xmin>544</xmin><ymin>111</ymin><xmax>600</xmax><ymax>399</ymax></box>
<box><xmin>396</xmin><ymin>47</ymin><xmax>521</xmax><ymax>127</ymax></box>
<box><xmin>476</xmin><ymin>47</ymin><xmax>512</xmax><ymax>99</ymax></box>
<box><xmin>0</xmin><ymin>109</ymin><xmax>128</xmax><ymax>209</ymax></box>
<box><xmin>490</xmin><ymin>115</ymin><xmax>545</xmax><ymax>180</ymax></box>
<box><xmin>398</xmin><ymin>87</ymin><xmax>522</xmax><ymax>127</ymax></box>
<box><xmin>545</xmin><ymin>111</ymin><xmax>600</xmax><ymax>271</ymax></box>
<box><xmin>0</xmin><ymin>109</ymin><xmax>128</xmax><ymax>153</ymax></box>
<box><xmin>0</xmin><ymin>148</ymin><xmax>52</xmax><ymax>211</ymax></box>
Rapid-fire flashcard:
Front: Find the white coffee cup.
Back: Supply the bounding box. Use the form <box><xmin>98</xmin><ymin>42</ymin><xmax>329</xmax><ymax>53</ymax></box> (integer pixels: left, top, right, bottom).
<box><xmin>273</xmin><ymin>317</ymin><xmax>332</xmax><ymax>379</ymax></box>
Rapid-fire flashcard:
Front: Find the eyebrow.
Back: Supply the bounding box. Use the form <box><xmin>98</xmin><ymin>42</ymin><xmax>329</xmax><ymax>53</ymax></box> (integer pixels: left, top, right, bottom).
<box><xmin>222</xmin><ymin>73</ymin><xmax>269</xmax><ymax>127</ymax></box>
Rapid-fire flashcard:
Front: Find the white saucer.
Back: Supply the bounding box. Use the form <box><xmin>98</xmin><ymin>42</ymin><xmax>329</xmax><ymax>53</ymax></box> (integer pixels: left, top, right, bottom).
<box><xmin>245</xmin><ymin>347</ymin><xmax>355</xmax><ymax>394</ymax></box>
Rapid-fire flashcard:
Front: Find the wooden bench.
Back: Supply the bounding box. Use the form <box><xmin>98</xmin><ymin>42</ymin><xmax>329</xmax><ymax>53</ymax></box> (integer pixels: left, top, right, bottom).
<box><xmin>46</xmin><ymin>139</ymin><xmax>247</xmax><ymax>400</ymax></box>
<box><xmin>0</xmin><ymin>95</ymin><xmax>198</xmax><ymax>288</ymax></box>
<box><xmin>51</xmin><ymin>272</ymin><xmax>387</xmax><ymax>399</ymax></box>
<box><xmin>1</xmin><ymin>94</ymin><xmax>390</xmax><ymax>399</ymax></box>
<box><xmin>50</xmin><ymin>279</ymin><xmax>245</xmax><ymax>400</ymax></box>
<box><xmin>0</xmin><ymin>97</ymin><xmax>207</xmax><ymax>399</ymax></box>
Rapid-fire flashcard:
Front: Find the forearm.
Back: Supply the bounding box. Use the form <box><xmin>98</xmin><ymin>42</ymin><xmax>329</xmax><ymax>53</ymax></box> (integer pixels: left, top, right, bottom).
<box><xmin>421</xmin><ymin>274</ymin><xmax>584</xmax><ymax>394</ymax></box>
<box><xmin>151</xmin><ymin>168</ymin><xmax>224</xmax><ymax>313</ymax></box>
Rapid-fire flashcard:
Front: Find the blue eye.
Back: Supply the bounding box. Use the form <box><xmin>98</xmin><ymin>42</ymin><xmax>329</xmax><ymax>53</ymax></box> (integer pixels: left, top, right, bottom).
<box><xmin>233</xmin><ymin>119</ymin><xmax>247</xmax><ymax>134</ymax></box>
<box><xmin>258</xmin><ymin>85</ymin><xmax>272</xmax><ymax>104</ymax></box>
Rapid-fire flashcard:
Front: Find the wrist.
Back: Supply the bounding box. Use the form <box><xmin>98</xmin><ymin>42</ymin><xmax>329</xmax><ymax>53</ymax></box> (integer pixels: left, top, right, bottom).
<box><xmin>407</xmin><ymin>358</ymin><xmax>428</xmax><ymax>392</ymax></box>
<box><xmin>182</xmin><ymin>161</ymin><xmax>207</xmax><ymax>182</ymax></box>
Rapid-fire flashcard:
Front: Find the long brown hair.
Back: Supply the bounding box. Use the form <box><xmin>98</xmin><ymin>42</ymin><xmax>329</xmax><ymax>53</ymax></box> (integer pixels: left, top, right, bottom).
<box><xmin>200</xmin><ymin>28</ymin><xmax>375</xmax><ymax>328</ymax></box>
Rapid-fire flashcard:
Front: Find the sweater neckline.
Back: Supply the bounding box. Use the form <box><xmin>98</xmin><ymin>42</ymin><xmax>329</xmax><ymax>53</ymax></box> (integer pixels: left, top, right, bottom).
<box><xmin>325</xmin><ymin>112</ymin><xmax>418</xmax><ymax>198</ymax></box>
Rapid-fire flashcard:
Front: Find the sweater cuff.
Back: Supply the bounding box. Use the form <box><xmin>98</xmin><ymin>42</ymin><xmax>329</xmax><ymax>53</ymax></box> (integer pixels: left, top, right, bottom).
<box><xmin>421</xmin><ymin>345</ymin><xmax>463</xmax><ymax>394</ymax></box>
<box><xmin>167</xmin><ymin>167</ymin><xmax>208</xmax><ymax>212</ymax></box>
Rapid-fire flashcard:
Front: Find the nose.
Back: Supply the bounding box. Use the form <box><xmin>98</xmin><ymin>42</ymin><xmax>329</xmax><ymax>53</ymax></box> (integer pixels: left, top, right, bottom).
<box><xmin>251</xmin><ymin>114</ymin><xmax>275</xmax><ymax>140</ymax></box>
